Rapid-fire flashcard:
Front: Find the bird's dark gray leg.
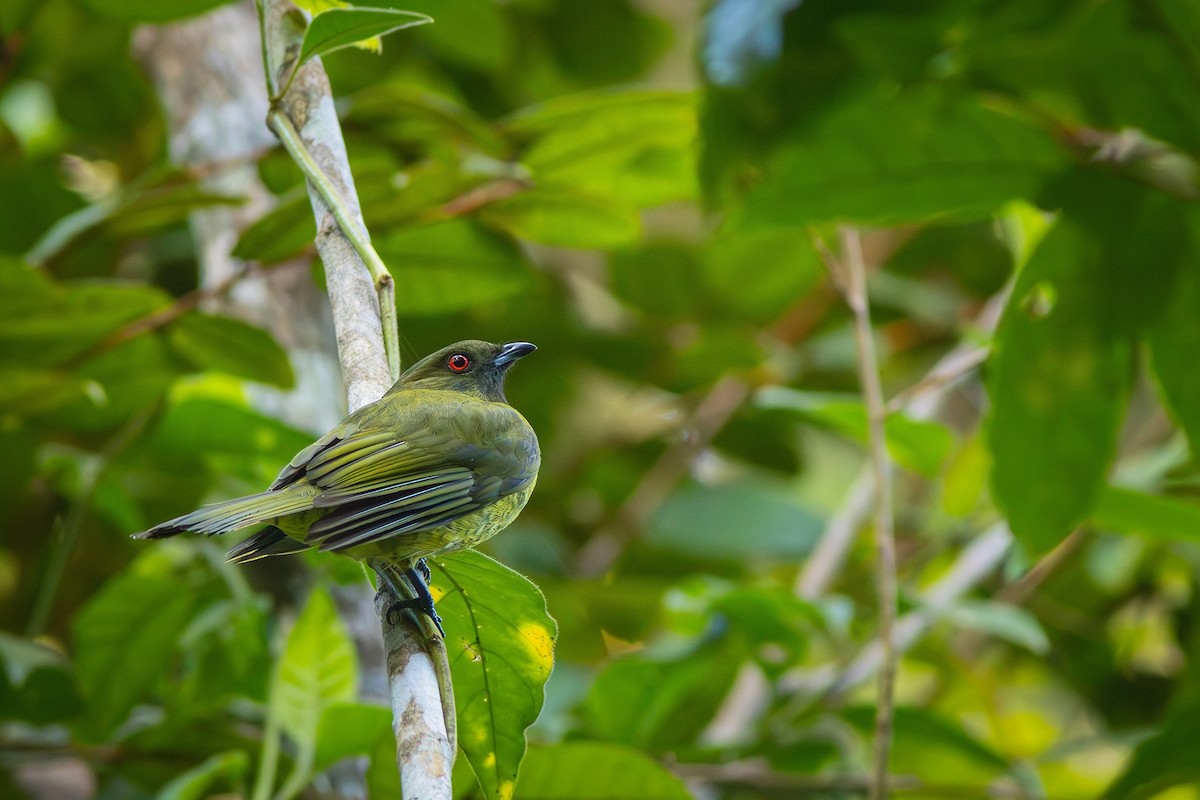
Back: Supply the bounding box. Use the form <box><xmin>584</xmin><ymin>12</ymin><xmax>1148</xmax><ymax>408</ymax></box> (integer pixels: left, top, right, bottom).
<box><xmin>374</xmin><ymin>561</ymin><xmax>444</xmax><ymax>637</ymax></box>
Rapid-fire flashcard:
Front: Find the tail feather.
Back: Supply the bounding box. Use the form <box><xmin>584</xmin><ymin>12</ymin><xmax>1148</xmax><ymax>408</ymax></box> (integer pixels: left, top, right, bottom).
<box><xmin>133</xmin><ymin>488</ymin><xmax>314</xmax><ymax>540</ymax></box>
<box><xmin>226</xmin><ymin>526</ymin><xmax>310</xmax><ymax>563</ymax></box>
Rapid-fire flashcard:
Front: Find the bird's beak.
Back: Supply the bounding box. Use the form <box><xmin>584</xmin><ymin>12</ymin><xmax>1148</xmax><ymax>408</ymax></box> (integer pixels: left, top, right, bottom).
<box><xmin>495</xmin><ymin>341</ymin><xmax>537</xmax><ymax>367</ymax></box>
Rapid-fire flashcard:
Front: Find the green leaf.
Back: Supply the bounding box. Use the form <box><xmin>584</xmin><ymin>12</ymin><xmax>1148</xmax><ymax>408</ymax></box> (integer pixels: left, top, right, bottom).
<box><xmin>299</xmin><ymin>7</ymin><xmax>433</xmax><ymax>64</ymax></box>
<box><xmin>647</xmin><ymin>481</ymin><xmax>822</xmax><ymax>561</ymax></box>
<box><xmin>756</xmin><ymin>388</ymin><xmax>954</xmax><ymax>476</ymax></box>
<box><xmin>271</xmin><ymin>586</ymin><xmax>359</xmax><ymax>753</ymax></box>
<box><xmin>1091</xmin><ymin>487</ymin><xmax>1200</xmax><ymax>543</ymax></box>
<box><xmin>76</xmin><ymin>0</ymin><xmax>234</xmax><ymax>23</ymax></box>
<box><xmin>515</xmin><ymin>742</ymin><xmax>692</xmax><ymax>800</ymax></box>
<box><xmin>510</xmin><ymin>91</ymin><xmax>698</xmax><ymax>207</ymax></box>
<box><xmin>988</xmin><ymin>172</ymin><xmax>1186</xmax><ymax>552</ymax></box>
<box><xmin>428</xmin><ymin>551</ymin><xmax>557</xmax><ymax>800</ymax></box>
<box><xmin>480</xmin><ymin>189</ymin><xmax>641</xmax><ymax>249</ymax></box>
<box><xmin>987</xmin><ymin>224</ymin><xmax>1129</xmax><ymax>550</ymax></box>
<box><xmin>158</xmin><ymin>750</ymin><xmax>249</xmax><ymax>800</ymax></box>
<box><xmin>377</xmin><ymin>220</ymin><xmax>531</xmax><ymax>316</ymax></box>
<box><xmin>843</xmin><ymin>706</ymin><xmax>1012</xmax><ymax>784</ymax></box>
<box><xmin>701</xmin><ymin>226</ymin><xmax>823</xmax><ymax>322</ymax></box>
<box><xmin>1147</xmin><ymin>211</ymin><xmax>1200</xmax><ymax>454</ymax></box>
<box><xmin>72</xmin><ymin>573</ymin><xmax>200</xmax><ymax>737</ymax></box>
<box><xmin>944</xmin><ymin>601</ymin><xmax>1050</xmax><ymax>654</ymax></box>
<box><xmin>583</xmin><ymin>642</ymin><xmax>741</xmax><ymax>752</ymax></box>
<box><xmin>742</xmin><ymin>87</ymin><xmax>1063</xmax><ymax>227</ymax></box>
<box><xmin>0</xmin><ymin>261</ymin><xmax>170</xmax><ymax>366</ymax></box>
<box><xmin>313</xmin><ymin>702</ymin><xmax>392</xmax><ymax>771</ymax></box>
<box><xmin>231</xmin><ymin>191</ymin><xmax>315</xmax><ymax>264</ymax></box>
<box><xmin>0</xmin><ymin>632</ymin><xmax>83</xmax><ymax>724</ymax></box>
<box><xmin>167</xmin><ymin>312</ymin><xmax>295</xmax><ymax>388</ymax></box>
<box><xmin>360</xmin><ymin>0</ymin><xmax>512</xmax><ymax>70</ymax></box>
<box><xmin>1102</xmin><ymin>698</ymin><xmax>1200</xmax><ymax>799</ymax></box>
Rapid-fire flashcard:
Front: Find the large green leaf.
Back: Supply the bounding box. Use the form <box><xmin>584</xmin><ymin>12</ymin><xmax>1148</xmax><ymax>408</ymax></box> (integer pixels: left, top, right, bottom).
<box><xmin>76</xmin><ymin>0</ymin><xmax>234</xmax><ymax>23</ymax></box>
<box><xmin>72</xmin><ymin>572</ymin><xmax>201</xmax><ymax>738</ymax></box>
<box><xmin>313</xmin><ymin>702</ymin><xmax>392</xmax><ymax>771</ymax></box>
<box><xmin>509</xmin><ymin>91</ymin><xmax>698</xmax><ymax>207</ymax></box>
<box><xmin>157</xmin><ymin>750</ymin><xmax>249</xmax><ymax>800</ymax></box>
<box><xmin>647</xmin><ymin>481</ymin><xmax>822</xmax><ymax>561</ymax></box>
<box><xmin>742</xmin><ymin>87</ymin><xmax>1063</xmax><ymax>227</ymax></box>
<box><xmin>0</xmin><ymin>260</ymin><xmax>170</xmax><ymax>366</ymax></box>
<box><xmin>299</xmin><ymin>7</ymin><xmax>432</xmax><ymax>65</ymax></box>
<box><xmin>515</xmin><ymin>742</ymin><xmax>692</xmax><ymax>800</ymax></box>
<box><xmin>0</xmin><ymin>632</ymin><xmax>83</xmax><ymax>724</ymax></box>
<box><xmin>480</xmin><ymin>189</ymin><xmax>642</xmax><ymax>249</ymax></box>
<box><xmin>359</xmin><ymin>0</ymin><xmax>513</xmax><ymax>70</ymax></box>
<box><xmin>1102</xmin><ymin>698</ymin><xmax>1200</xmax><ymax>799</ymax></box>
<box><xmin>988</xmin><ymin>173</ymin><xmax>1188</xmax><ymax>552</ymax></box>
<box><xmin>167</xmin><ymin>311</ymin><xmax>295</xmax><ymax>388</ymax></box>
<box><xmin>701</xmin><ymin>226</ymin><xmax>823</xmax><ymax>322</ymax></box>
<box><xmin>1147</xmin><ymin>210</ymin><xmax>1200</xmax><ymax>454</ymax></box>
<box><xmin>583</xmin><ymin>641</ymin><xmax>741</xmax><ymax>752</ymax></box>
<box><xmin>1091</xmin><ymin>486</ymin><xmax>1200</xmax><ymax>543</ymax></box>
<box><xmin>231</xmin><ymin>191</ymin><xmax>315</xmax><ymax>264</ymax></box>
<box><xmin>377</xmin><ymin>220</ymin><xmax>531</xmax><ymax>316</ymax></box>
<box><xmin>987</xmin><ymin>218</ymin><xmax>1130</xmax><ymax>552</ymax></box>
<box><xmin>756</xmin><ymin>388</ymin><xmax>954</xmax><ymax>477</ymax></box>
<box><xmin>270</xmin><ymin>586</ymin><xmax>359</xmax><ymax>754</ymax></box>
<box><xmin>428</xmin><ymin>551</ymin><xmax>557</xmax><ymax>800</ymax></box>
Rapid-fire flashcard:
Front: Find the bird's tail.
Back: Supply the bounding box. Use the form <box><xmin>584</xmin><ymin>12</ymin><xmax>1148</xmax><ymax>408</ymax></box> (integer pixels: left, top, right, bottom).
<box><xmin>133</xmin><ymin>489</ymin><xmax>313</xmax><ymax>539</ymax></box>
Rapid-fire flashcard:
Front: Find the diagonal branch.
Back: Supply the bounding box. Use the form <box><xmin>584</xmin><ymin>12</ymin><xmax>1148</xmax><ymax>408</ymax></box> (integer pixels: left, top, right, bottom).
<box><xmin>261</xmin><ymin>1</ymin><xmax>453</xmax><ymax>796</ymax></box>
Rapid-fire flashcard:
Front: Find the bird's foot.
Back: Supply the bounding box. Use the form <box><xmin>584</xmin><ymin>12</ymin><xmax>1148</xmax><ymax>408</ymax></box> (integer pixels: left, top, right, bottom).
<box><xmin>376</xmin><ymin>561</ymin><xmax>444</xmax><ymax>638</ymax></box>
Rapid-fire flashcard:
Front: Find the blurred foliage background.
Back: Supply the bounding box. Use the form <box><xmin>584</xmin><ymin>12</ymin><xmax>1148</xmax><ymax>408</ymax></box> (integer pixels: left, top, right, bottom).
<box><xmin>4</xmin><ymin>0</ymin><xmax>1200</xmax><ymax>798</ymax></box>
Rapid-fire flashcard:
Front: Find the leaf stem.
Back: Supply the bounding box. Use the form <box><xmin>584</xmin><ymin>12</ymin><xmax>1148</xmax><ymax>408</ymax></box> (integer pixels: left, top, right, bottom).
<box><xmin>266</xmin><ymin>108</ymin><xmax>400</xmax><ymax>380</ymax></box>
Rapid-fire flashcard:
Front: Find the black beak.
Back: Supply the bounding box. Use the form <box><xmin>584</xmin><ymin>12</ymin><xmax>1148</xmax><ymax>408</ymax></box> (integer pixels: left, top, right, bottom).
<box><xmin>495</xmin><ymin>341</ymin><xmax>537</xmax><ymax>367</ymax></box>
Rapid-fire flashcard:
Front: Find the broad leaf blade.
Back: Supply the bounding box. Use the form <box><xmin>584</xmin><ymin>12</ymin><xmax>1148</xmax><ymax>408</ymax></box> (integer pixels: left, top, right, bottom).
<box><xmin>271</xmin><ymin>587</ymin><xmax>358</xmax><ymax>752</ymax></box>
<box><xmin>428</xmin><ymin>551</ymin><xmax>557</xmax><ymax>800</ymax></box>
<box><xmin>300</xmin><ymin>7</ymin><xmax>433</xmax><ymax>64</ymax></box>
<box><xmin>72</xmin><ymin>573</ymin><xmax>200</xmax><ymax>738</ymax></box>
<box><xmin>480</xmin><ymin>189</ymin><xmax>641</xmax><ymax>249</ymax></box>
<box><xmin>515</xmin><ymin>742</ymin><xmax>692</xmax><ymax>800</ymax></box>
<box><xmin>167</xmin><ymin>311</ymin><xmax>295</xmax><ymax>388</ymax></box>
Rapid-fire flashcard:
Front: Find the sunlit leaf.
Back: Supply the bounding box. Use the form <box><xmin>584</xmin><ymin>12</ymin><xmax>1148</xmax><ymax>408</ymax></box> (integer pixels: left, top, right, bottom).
<box><xmin>515</xmin><ymin>742</ymin><xmax>692</xmax><ymax>800</ymax></box>
<box><xmin>76</xmin><ymin>0</ymin><xmax>234</xmax><ymax>23</ymax></box>
<box><xmin>428</xmin><ymin>551</ymin><xmax>557</xmax><ymax>800</ymax></box>
<box><xmin>0</xmin><ymin>632</ymin><xmax>83</xmax><ymax>724</ymax></box>
<box><xmin>1102</xmin><ymin>698</ymin><xmax>1200</xmax><ymax>799</ymax></box>
<box><xmin>377</xmin><ymin>219</ymin><xmax>531</xmax><ymax>316</ymax></box>
<box><xmin>480</xmin><ymin>189</ymin><xmax>641</xmax><ymax>249</ymax></box>
<box><xmin>1092</xmin><ymin>487</ymin><xmax>1200</xmax><ymax>543</ymax></box>
<box><xmin>231</xmin><ymin>191</ymin><xmax>314</xmax><ymax>264</ymax></box>
<box><xmin>271</xmin><ymin>586</ymin><xmax>359</xmax><ymax>752</ymax></box>
<box><xmin>742</xmin><ymin>87</ymin><xmax>1063</xmax><ymax>227</ymax></box>
<box><xmin>167</xmin><ymin>311</ymin><xmax>295</xmax><ymax>388</ymax></box>
<box><xmin>299</xmin><ymin>7</ymin><xmax>432</xmax><ymax>64</ymax></box>
<box><xmin>313</xmin><ymin>702</ymin><xmax>392</xmax><ymax>771</ymax></box>
<box><xmin>158</xmin><ymin>750</ymin><xmax>249</xmax><ymax>800</ymax></box>
<box><xmin>73</xmin><ymin>573</ymin><xmax>200</xmax><ymax>737</ymax></box>
<box><xmin>647</xmin><ymin>481</ymin><xmax>822</xmax><ymax>561</ymax></box>
<box><xmin>944</xmin><ymin>600</ymin><xmax>1049</xmax><ymax>654</ymax></box>
<box><xmin>756</xmin><ymin>388</ymin><xmax>954</xmax><ymax>476</ymax></box>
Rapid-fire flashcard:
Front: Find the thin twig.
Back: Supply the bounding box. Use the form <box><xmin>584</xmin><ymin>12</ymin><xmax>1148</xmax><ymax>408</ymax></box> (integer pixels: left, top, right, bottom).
<box><xmin>421</xmin><ymin>177</ymin><xmax>529</xmax><ymax>222</ymax></box>
<box><xmin>827</xmin><ymin>227</ymin><xmax>897</xmax><ymax>800</ymax></box>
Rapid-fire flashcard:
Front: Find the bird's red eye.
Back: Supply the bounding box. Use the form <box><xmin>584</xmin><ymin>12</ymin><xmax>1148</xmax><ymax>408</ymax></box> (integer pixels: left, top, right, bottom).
<box><xmin>448</xmin><ymin>354</ymin><xmax>470</xmax><ymax>373</ymax></box>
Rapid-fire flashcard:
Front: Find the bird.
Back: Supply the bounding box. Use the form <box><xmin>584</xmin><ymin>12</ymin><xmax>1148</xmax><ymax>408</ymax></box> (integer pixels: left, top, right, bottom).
<box><xmin>134</xmin><ymin>339</ymin><xmax>540</xmax><ymax>633</ymax></box>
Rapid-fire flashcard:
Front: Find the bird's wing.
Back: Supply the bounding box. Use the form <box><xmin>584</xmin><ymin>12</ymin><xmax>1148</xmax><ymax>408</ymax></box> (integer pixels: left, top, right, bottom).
<box><xmin>280</xmin><ymin>396</ymin><xmax>538</xmax><ymax>553</ymax></box>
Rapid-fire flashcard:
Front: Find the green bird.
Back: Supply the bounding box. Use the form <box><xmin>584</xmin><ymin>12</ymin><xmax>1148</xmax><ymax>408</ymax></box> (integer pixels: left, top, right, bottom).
<box><xmin>135</xmin><ymin>340</ymin><xmax>540</xmax><ymax>632</ymax></box>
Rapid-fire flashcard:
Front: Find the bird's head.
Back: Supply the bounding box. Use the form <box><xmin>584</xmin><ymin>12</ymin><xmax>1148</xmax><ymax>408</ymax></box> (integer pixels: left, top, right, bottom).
<box><xmin>394</xmin><ymin>340</ymin><xmax>537</xmax><ymax>401</ymax></box>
